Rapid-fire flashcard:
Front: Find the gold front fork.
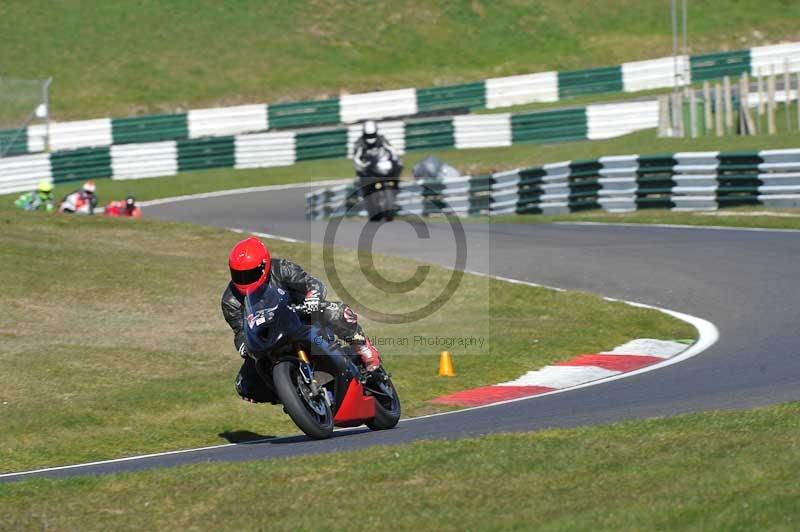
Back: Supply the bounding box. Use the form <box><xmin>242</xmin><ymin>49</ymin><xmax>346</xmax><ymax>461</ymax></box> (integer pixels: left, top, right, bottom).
<box><xmin>297</xmin><ymin>347</ymin><xmax>325</xmax><ymax>402</ymax></box>
<box><xmin>296</xmin><ymin>348</ymin><xmax>310</xmax><ymax>363</ymax></box>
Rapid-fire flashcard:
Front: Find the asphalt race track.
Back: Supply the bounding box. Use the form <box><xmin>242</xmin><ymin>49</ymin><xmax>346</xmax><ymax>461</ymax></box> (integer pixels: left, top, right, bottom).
<box><xmin>4</xmin><ymin>185</ymin><xmax>800</xmax><ymax>481</ymax></box>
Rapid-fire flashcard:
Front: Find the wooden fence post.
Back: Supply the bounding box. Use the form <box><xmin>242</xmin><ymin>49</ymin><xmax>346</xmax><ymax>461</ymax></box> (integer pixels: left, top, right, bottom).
<box><xmin>658</xmin><ymin>94</ymin><xmax>670</xmax><ymax>137</ymax></box>
<box><xmin>715</xmin><ymin>82</ymin><xmax>724</xmax><ymax>136</ymax></box>
<box><xmin>740</xmin><ymin>73</ymin><xmax>755</xmax><ymax>135</ymax></box>
<box><xmin>795</xmin><ymin>72</ymin><xmax>800</xmax><ymax>130</ymax></box>
<box><xmin>673</xmin><ymin>91</ymin><xmax>684</xmax><ymax>137</ymax></box>
<box><xmin>703</xmin><ymin>81</ymin><xmax>712</xmax><ymax>135</ymax></box>
<box><xmin>669</xmin><ymin>92</ymin><xmax>680</xmax><ymax>137</ymax></box>
<box><xmin>768</xmin><ymin>65</ymin><xmax>776</xmax><ymax>135</ymax></box>
<box><xmin>723</xmin><ymin>75</ymin><xmax>734</xmax><ymax>132</ymax></box>
<box><xmin>784</xmin><ymin>58</ymin><xmax>791</xmax><ymax>132</ymax></box>
<box><xmin>757</xmin><ymin>68</ymin><xmax>765</xmax><ymax>133</ymax></box>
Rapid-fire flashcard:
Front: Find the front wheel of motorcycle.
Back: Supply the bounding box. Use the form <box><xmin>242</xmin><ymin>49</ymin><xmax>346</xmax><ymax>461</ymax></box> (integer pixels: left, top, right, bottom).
<box><xmin>273</xmin><ymin>361</ymin><xmax>334</xmax><ymax>439</ymax></box>
<box><xmin>366</xmin><ymin>370</ymin><xmax>401</xmax><ymax>430</ymax></box>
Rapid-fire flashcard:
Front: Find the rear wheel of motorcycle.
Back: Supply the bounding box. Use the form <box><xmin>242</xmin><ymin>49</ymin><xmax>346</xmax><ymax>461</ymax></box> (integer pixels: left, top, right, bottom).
<box><xmin>362</xmin><ymin>190</ymin><xmax>380</xmax><ymax>221</ymax></box>
<box><xmin>273</xmin><ymin>361</ymin><xmax>334</xmax><ymax>439</ymax></box>
<box><xmin>385</xmin><ymin>186</ymin><xmax>397</xmax><ymax>221</ymax></box>
<box><xmin>378</xmin><ymin>189</ymin><xmax>396</xmax><ymax>222</ymax></box>
<box><xmin>366</xmin><ymin>373</ymin><xmax>401</xmax><ymax>430</ymax></box>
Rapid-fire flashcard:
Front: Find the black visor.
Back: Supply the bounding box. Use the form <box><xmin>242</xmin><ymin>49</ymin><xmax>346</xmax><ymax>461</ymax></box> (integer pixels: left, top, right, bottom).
<box><xmin>231</xmin><ymin>264</ymin><xmax>264</xmax><ymax>286</ymax></box>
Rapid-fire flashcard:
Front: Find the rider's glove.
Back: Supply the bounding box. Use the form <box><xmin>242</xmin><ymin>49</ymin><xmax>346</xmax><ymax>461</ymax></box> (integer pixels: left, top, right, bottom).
<box><xmin>353</xmin><ymin>154</ymin><xmax>369</xmax><ymax>171</ymax></box>
<box><xmin>303</xmin><ymin>289</ymin><xmax>321</xmax><ymax>313</ymax></box>
<box><xmin>355</xmin><ymin>338</ymin><xmax>381</xmax><ymax>372</ymax></box>
<box><xmin>238</xmin><ymin>343</ymin><xmax>249</xmax><ymax>359</ymax></box>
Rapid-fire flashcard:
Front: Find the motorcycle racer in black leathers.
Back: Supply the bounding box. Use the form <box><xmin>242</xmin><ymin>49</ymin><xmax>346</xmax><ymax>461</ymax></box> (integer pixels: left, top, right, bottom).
<box><xmin>221</xmin><ymin>237</ymin><xmax>381</xmax><ymax>403</ymax></box>
<box><xmin>352</xmin><ymin>120</ymin><xmax>401</xmax><ymax>178</ymax></box>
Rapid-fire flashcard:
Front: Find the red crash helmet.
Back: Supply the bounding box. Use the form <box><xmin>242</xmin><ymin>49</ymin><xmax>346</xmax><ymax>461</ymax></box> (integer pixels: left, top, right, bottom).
<box><xmin>228</xmin><ymin>237</ymin><xmax>271</xmax><ymax>295</ymax></box>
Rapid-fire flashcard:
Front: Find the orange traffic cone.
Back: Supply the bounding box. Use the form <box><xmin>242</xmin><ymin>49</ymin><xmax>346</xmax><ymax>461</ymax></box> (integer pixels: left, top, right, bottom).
<box><xmin>438</xmin><ymin>351</ymin><xmax>455</xmax><ymax>377</ymax></box>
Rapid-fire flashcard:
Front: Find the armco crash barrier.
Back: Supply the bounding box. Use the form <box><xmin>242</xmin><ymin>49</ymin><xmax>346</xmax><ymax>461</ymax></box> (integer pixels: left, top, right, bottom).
<box><xmin>304</xmin><ymin>149</ymin><xmax>800</xmax><ymax>219</ymax></box>
<box><xmin>2</xmin><ymin>42</ymin><xmax>800</xmax><ymax>157</ymax></box>
<box><xmin>0</xmin><ymin>100</ymin><xmax>666</xmax><ymax>194</ymax></box>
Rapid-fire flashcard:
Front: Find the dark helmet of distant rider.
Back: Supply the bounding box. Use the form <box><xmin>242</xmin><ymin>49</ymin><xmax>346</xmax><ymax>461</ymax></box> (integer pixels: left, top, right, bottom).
<box><xmin>228</xmin><ymin>237</ymin><xmax>271</xmax><ymax>295</ymax></box>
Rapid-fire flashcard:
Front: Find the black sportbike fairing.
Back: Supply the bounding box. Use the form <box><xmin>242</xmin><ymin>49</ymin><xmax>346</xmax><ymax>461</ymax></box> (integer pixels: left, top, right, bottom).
<box><xmin>242</xmin><ymin>284</ymin><xmax>360</xmax><ymax>414</ymax></box>
<box><xmin>357</xmin><ymin>147</ymin><xmax>401</xmax><ymax>221</ymax></box>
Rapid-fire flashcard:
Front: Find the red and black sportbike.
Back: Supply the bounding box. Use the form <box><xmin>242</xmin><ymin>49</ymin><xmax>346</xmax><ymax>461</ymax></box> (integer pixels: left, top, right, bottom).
<box><xmin>243</xmin><ymin>283</ymin><xmax>401</xmax><ymax>439</ymax></box>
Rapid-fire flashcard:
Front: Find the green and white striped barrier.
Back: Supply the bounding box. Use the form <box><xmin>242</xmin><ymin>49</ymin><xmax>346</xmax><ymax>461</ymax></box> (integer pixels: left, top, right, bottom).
<box><xmin>0</xmin><ymin>153</ymin><xmax>51</xmax><ymax>195</ymax></box>
<box><xmin>2</xmin><ymin>42</ymin><xmax>799</xmax><ymax>158</ymax></box>
<box><xmin>0</xmin><ymin>100</ymin><xmax>664</xmax><ymax>195</ymax></box>
<box><xmin>305</xmin><ymin>148</ymin><xmax>800</xmax><ymax>219</ymax></box>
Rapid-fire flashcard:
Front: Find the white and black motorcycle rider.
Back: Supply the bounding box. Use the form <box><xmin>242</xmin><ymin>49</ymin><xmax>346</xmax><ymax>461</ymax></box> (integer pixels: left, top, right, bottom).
<box><xmin>353</xmin><ymin>120</ymin><xmax>402</xmax><ymax>221</ymax></box>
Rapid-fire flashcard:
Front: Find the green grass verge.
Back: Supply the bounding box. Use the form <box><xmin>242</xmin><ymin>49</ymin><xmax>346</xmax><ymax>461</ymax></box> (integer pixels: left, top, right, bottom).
<box><xmin>2</xmin><ymin>1</ymin><xmax>799</xmax><ymax>119</ymax></box>
<box><xmin>2</xmin><ymin>402</ymin><xmax>800</xmax><ymax>530</ymax></box>
<box><xmin>0</xmin><ymin>210</ymin><xmax>693</xmax><ymax>471</ymax></box>
<box><xmin>487</xmin><ymin>206</ymin><xmax>800</xmax><ymax>231</ymax></box>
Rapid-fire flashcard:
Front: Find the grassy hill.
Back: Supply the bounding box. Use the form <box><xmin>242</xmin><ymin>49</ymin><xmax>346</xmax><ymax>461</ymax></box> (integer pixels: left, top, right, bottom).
<box><xmin>1</xmin><ymin>0</ymin><xmax>799</xmax><ymax>119</ymax></box>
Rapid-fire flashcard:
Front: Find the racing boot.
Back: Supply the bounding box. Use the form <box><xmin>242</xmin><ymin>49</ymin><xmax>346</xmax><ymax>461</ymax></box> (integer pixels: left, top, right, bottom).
<box><xmin>355</xmin><ymin>337</ymin><xmax>381</xmax><ymax>373</ymax></box>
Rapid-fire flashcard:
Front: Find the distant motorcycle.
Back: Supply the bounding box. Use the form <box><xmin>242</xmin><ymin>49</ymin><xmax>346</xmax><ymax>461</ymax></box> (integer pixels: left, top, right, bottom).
<box><xmin>243</xmin><ymin>283</ymin><xmax>401</xmax><ymax>439</ymax></box>
<box><xmin>357</xmin><ymin>147</ymin><xmax>402</xmax><ymax>222</ymax></box>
